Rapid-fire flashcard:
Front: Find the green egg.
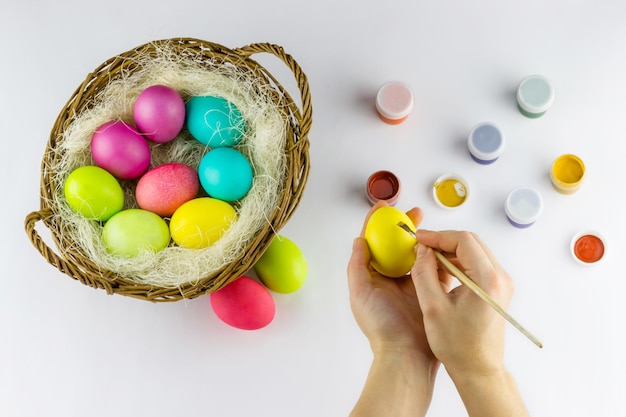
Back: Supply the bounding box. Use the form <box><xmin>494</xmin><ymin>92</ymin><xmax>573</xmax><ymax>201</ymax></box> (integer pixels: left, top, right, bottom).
<box><xmin>254</xmin><ymin>235</ymin><xmax>307</xmax><ymax>294</ymax></box>
<box><xmin>102</xmin><ymin>209</ymin><xmax>170</xmax><ymax>257</ymax></box>
<box><xmin>63</xmin><ymin>166</ymin><xmax>124</xmax><ymax>221</ymax></box>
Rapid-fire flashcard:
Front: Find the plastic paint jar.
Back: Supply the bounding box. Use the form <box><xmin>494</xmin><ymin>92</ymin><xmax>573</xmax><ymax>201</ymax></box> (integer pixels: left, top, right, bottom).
<box><xmin>571</xmin><ymin>231</ymin><xmax>606</xmax><ymax>265</ymax></box>
<box><xmin>467</xmin><ymin>122</ymin><xmax>505</xmax><ymax>164</ymax></box>
<box><xmin>550</xmin><ymin>154</ymin><xmax>585</xmax><ymax>194</ymax></box>
<box><xmin>375</xmin><ymin>82</ymin><xmax>414</xmax><ymax>124</ymax></box>
<box><xmin>433</xmin><ymin>174</ymin><xmax>469</xmax><ymax>209</ymax></box>
<box><xmin>366</xmin><ymin>170</ymin><xmax>401</xmax><ymax>206</ymax></box>
<box><xmin>504</xmin><ymin>187</ymin><xmax>543</xmax><ymax>228</ymax></box>
<box><xmin>516</xmin><ymin>75</ymin><xmax>555</xmax><ymax>118</ymax></box>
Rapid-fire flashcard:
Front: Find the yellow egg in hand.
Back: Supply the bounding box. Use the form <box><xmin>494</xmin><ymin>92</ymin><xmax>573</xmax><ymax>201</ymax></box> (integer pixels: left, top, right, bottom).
<box><xmin>364</xmin><ymin>206</ymin><xmax>417</xmax><ymax>278</ymax></box>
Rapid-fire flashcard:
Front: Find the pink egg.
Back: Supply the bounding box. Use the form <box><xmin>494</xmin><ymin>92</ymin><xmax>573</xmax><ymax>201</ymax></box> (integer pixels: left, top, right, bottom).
<box><xmin>135</xmin><ymin>163</ymin><xmax>200</xmax><ymax>217</ymax></box>
<box><xmin>133</xmin><ymin>85</ymin><xmax>185</xmax><ymax>143</ymax></box>
<box><xmin>91</xmin><ymin>121</ymin><xmax>151</xmax><ymax>180</ymax></box>
<box><xmin>210</xmin><ymin>276</ymin><xmax>276</xmax><ymax>330</ymax></box>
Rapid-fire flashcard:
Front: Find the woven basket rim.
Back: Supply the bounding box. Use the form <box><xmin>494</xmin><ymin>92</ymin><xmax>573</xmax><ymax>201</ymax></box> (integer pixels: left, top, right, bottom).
<box><xmin>25</xmin><ymin>38</ymin><xmax>312</xmax><ymax>302</ymax></box>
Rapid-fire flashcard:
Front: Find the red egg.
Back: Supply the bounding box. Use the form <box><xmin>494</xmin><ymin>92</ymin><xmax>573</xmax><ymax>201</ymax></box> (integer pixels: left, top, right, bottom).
<box><xmin>91</xmin><ymin>120</ymin><xmax>151</xmax><ymax>180</ymax></box>
<box><xmin>133</xmin><ymin>85</ymin><xmax>185</xmax><ymax>143</ymax></box>
<box><xmin>135</xmin><ymin>163</ymin><xmax>200</xmax><ymax>217</ymax></box>
<box><xmin>210</xmin><ymin>276</ymin><xmax>276</xmax><ymax>330</ymax></box>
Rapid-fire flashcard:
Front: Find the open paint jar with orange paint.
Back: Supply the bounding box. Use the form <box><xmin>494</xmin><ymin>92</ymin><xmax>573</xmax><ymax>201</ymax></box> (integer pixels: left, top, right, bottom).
<box><xmin>571</xmin><ymin>231</ymin><xmax>606</xmax><ymax>265</ymax></box>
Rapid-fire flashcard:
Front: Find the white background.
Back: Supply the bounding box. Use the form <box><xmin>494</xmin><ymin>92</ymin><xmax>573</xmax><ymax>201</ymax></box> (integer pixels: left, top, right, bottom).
<box><xmin>2</xmin><ymin>1</ymin><xmax>626</xmax><ymax>416</ymax></box>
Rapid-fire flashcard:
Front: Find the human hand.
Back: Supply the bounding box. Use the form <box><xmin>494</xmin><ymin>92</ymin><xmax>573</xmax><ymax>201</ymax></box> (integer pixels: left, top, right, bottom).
<box><xmin>347</xmin><ymin>201</ymin><xmax>435</xmax><ymax>364</ymax></box>
<box><xmin>410</xmin><ymin>230</ymin><xmax>515</xmax><ymax>378</ymax></box>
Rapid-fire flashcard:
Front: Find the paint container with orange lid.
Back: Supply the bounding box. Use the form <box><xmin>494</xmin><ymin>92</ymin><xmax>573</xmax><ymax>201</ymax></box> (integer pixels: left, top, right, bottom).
<box><xmin>432</xmin><ymin>173</ymin><xmax>469</xmax><ymax>209</ymax></box>
<box><xmin>366</xmin><ymin>170</ymin><xmax>401</xmax><ymax>206</ymax></box>
<box><xmin>504</xmin><ymin>186</ymin><xmax>543</xmax><ymax>228</ymax></box>
<box><xmin>550</xmin><ymin>154</ymin><xmax>585</xmax><ymax>194</ymax></box>
<box><xmin>571</xmin><ymin>231</ymin><xmax>606</xmax><ymax>265</ymax></box>
<box><xmin>375</xmin><ymin>82</ymin><xmax>414</xmax><ymax>124</ymax></box>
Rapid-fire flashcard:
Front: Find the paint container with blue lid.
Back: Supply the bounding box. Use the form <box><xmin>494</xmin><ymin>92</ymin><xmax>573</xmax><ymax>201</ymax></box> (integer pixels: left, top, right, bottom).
<box><xmin>516</xmin><ymin>75</ymin><xmax>555</xmax><ymax>118</ymax></box>
<box><xmin>504</xmin><ymin>187</ymin><xmax>543</xmax><ymax>228</ymax></box>
<box><xmin>467</xmin><ymin>122</ymin><xmax>505</xmax><ymax>164</ymax></box>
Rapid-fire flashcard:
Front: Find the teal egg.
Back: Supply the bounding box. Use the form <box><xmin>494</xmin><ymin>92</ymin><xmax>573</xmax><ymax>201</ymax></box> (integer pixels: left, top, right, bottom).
<box><xmin>185</xmin><ymin>96</ymin><xmax>246</xmax><ymax>147</ymax></box>
<box><xmin>198</xmin><ymin>147</ymin><xmax>253</xmax><ymax>202</ymax></box>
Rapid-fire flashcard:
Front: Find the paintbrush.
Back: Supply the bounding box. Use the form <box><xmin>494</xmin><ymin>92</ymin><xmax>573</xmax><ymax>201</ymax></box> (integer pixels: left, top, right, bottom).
<box><xmin>397</xmin><ymin>222</ymin><xmax>543</xmax><ymax>348</ymax></box>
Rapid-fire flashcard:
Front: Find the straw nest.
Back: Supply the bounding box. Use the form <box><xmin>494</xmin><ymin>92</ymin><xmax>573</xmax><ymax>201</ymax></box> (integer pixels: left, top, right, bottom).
<box><xmin>24</xmin><ymin>38</ymin><xmax>312</xmax><ymax>302</ymax></box>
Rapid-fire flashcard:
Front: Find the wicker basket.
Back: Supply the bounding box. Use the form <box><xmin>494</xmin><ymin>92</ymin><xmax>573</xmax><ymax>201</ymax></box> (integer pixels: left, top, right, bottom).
<box><xmin>24</xmin><ymin>38</ymin><xmax>312</xmax><ymax>302</ymax></box>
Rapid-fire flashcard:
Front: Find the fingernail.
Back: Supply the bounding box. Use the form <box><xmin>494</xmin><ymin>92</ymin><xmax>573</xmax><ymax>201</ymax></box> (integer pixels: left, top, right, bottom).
<box><xmin>416</xmin><ymin>244</ymin><xmax>428</xmax><ymax>258</ymax></box>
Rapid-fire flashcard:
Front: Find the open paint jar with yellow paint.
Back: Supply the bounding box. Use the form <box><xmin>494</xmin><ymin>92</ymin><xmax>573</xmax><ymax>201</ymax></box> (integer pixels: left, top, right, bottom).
<box><xmin>550</xmin><ymin>154</ymin><xmax>585</xmax><ymax>194</ymax></box>
<box><xmin>433</xmin><ymin>173</ymin><xmax>469</xmax><ymax>209</ymax></box>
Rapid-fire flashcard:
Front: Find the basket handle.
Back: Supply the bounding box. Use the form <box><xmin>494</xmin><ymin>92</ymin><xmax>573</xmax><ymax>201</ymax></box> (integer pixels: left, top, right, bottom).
<box><xmin>234</xmin><ymin>43</ymin><xmax>312</xmax><ymax>141</ymax></box>
<box><xmin>25</xmin><ymin>210</ymin><xmax>78</xmax><ymax>278</ymax></box>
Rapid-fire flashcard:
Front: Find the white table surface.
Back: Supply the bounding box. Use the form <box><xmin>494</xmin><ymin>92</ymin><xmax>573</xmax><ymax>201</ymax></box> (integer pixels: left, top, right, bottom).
<box><xmin>3</xmin><ymin>1</ymin><xmax>626</xmax><ymax>416</ymax></box>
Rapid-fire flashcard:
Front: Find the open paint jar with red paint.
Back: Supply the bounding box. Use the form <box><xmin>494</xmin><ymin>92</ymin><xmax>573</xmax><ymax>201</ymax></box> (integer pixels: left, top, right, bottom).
<box><xmin>571</xmin><ymin>231</ymin><xmax>606</xmax><ymax>265</ymax></box>
<box><xmin>366</xmin><ymin>170</ymin><xmax>401</xmax><ymax>206</ymax></box>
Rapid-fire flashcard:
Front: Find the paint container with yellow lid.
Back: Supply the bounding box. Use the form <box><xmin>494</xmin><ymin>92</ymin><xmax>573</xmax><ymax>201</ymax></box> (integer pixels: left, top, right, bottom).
<box><xmin>504</xmin><ymin>186</ymin><xmax>543</xmax><ymax>228</ymax></box>
<box><xmin>375</xmin><ymin>82</ymin><xmax>414</xmax><ymax>124</ymax></box>
<box><xmin>433</xmin><ymin>173</ymin><xmax>469</xmax><ymax>209</ymax></box>
<box><xmin>550</xmin><ymin>154</ymin><xmax>585</xmax><ymax>194</ymax></box>
<box><xmin>516</xmin><ymin>75</ymin><xmax>555</xmax><ymax>118</ymax></box>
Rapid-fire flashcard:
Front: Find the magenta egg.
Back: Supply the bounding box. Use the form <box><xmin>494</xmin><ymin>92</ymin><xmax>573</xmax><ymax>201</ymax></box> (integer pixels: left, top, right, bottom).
<box><xmin>210</xmin><ymin>276</ymin><xmax>276</xmax><ymax>330</ymax></box>
<box><xmin>136</xmin><ymin>163</ymin><xmax>200</xmax><ymax>217</ymax></box>
<box><xmin>90</xmin><ymin>121</ymin><xmax>151</xmax><ymax>180</ymax></box>
<box><xmin>133</xmin><ymin>85</ymin><xmax>186</xmax><ymax>143</ymax></box>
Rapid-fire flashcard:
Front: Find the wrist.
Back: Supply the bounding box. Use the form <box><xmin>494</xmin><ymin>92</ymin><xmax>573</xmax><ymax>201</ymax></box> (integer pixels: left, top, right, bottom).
<box><xmin>351</xmin><ymin>349</ymin><xmax>439</xmax><ymax>417</ymax></box>
<box><xmin>446</xmin><ymin>365</ymin><xmax>530</xmax><ymax>417</ymax></box>
<box><xmin>372</xmin><ymin>348</ymin><xmax>440</xmax><ymax>385</ymax></box>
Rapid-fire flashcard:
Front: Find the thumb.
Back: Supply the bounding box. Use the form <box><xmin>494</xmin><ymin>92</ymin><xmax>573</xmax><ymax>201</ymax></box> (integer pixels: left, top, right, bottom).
<box><xmin>411</xmin><ymin>244</ymin><xmax>446</xmax><ymax>311</ymax></box>
<box><xmin>347</xmin><ymin>238</ymin><xmax>371</xmax><ymax>292</ymax></box>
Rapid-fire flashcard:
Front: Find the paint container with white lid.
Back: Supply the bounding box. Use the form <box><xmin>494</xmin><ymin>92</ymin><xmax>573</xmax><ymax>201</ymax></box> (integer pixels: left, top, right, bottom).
<box><xmin>467</xmin><ymin>122</ymin><xmax>505</xmax><ymax>164</ymax></box>
<box><xmin>375</xmin><ymin>82</ymin><xmax>414</xmax><ymax>124</ymax></box>
<box><xmin>504</xmin><ymin>186</ymin><xmax>543</xmax><ymax>228</ymax></box>
<box><xmin>516</xmin><ymin>75</ymin><xmax>555</xmax><ymax>118</ymax></box>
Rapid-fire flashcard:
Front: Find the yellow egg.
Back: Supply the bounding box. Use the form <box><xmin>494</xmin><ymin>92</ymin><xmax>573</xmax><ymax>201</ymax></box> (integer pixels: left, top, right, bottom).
<box><xmin>170</xmin><ymin>197</ymin><xmax>237</xmax><ymax>249</ymax></box>
<box><xmin>364</xmin><ymin>206</ymin><xmax>416</xmax><ymax>278</ymax></box>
